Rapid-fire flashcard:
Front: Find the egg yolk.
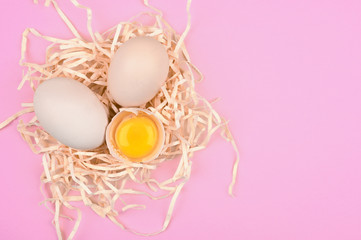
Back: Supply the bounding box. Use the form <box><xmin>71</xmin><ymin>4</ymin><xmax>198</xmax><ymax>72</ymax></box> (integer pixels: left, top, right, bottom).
<box><xmin>115</xmin><ymin>116</ymin><xmax>158</xmax><ymax>159</ymax></box>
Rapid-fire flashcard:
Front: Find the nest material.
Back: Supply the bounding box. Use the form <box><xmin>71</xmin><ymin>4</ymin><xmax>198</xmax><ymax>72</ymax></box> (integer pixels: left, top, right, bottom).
<box><xmin>0</xmin><ymin>0</ymin><xmax>240</xmax><ymax>239</ymax></box>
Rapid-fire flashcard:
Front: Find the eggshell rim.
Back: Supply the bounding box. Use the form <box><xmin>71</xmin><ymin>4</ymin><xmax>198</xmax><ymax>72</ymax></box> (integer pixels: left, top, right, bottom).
<box><xmin>105</xmin><ymin>108</ymin><xmax>165</xmax><ymax>163</ymax></box>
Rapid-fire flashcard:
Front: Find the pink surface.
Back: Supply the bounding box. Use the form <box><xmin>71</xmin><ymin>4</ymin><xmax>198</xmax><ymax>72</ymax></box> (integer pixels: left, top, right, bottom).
<box><xmin>1</xmin><ymin>0</ymin><xmax>361</xmax><ymax>239</ymax></box>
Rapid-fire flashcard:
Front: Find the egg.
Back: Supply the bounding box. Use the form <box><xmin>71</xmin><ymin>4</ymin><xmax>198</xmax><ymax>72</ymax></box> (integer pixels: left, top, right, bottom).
<box><xmin>106</xmin><ymin>108</ymin><xmax>165</xmax><ymax>162</ymax></box>
<box><xmin>33</xmin><ymin>77</ymin><xmax>109</xmax><ymax>150</ymax></box>
<box><xmin>108</xmin><ymin>36</ymin><xmax>169</xmax><ymax>107</ymax></box>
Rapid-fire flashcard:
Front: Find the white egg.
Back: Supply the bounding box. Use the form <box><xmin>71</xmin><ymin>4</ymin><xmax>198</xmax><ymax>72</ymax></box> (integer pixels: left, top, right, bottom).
<box><xmin>108</xmin><ymin>36</ymin><xmax>169</xmax><ymax>107</ymax></box>
<box><xmin>33</xmin><ymin>77</ymin><xmax>109</xmax><ymax>150</ymax></box>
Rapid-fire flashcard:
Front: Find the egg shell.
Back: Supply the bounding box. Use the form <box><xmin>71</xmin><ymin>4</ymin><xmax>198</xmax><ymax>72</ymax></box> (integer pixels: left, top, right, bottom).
<box><xmin>106</xmin><ymin>108</ymin><xmax>165</xmax><ymax>163</ymax></box>
<box><xmin>33</xmin><ymin>77</ymin><xmax>109</xmax><ymax>150</ymax></box>
<box><xmin>108</xmin><ymin>36</ymin><xmax>169</xmax><ymax>107</ymax></box>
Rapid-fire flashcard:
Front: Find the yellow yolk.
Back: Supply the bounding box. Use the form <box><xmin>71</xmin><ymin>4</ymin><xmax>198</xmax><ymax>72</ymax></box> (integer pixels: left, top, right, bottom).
<box><xmin>115</xmin><ymin>116</ymin><xmax>158</xmax><ymax>159</ymax></box>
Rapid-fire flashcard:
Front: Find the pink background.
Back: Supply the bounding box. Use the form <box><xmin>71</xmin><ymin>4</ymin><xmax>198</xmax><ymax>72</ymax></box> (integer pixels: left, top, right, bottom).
<box><xmin>1</xmin><ymin>0</ymin><xmax>361</xmax><ymax>239</ymax></box>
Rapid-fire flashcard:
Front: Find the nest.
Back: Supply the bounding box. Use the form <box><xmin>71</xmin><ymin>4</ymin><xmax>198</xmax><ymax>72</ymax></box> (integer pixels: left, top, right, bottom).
<box><xmin>0</xmin><ymin>0</ymin><xmax>239</xmax><ymax>239</ymax></box>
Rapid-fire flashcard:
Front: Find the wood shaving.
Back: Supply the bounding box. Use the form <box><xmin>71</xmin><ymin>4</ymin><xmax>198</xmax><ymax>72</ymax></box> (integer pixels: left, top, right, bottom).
<box><xmin>0</xmin><ymin>0</ymin><xmax>240</xmax><ymax>239</ymax></box>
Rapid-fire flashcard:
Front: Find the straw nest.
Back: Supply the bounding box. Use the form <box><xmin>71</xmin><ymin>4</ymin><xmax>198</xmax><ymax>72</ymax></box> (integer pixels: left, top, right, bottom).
<box><xmin>0</xmin><ymin>0</ymin><xmax>239</xmax><ymax>239</ymax></box>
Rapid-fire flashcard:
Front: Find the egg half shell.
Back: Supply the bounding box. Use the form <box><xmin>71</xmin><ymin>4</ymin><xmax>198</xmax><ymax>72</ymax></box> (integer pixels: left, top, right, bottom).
<box><xmin>106</xmin><ymin>108</ymin><xmax>165</xmax><ymax>162</ymax></box>
<box><xmin>33</xmin><ymin>77</ymin><xmax>109</xmax><ymax>150</ymax></box>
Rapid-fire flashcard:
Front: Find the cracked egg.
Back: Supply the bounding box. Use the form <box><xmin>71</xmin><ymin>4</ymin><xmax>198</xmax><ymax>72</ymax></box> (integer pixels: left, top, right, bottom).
<box><xmin>106</xmin><ymin>108</ymin><xmax>165</xmax><ymax>163</ymax></box>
